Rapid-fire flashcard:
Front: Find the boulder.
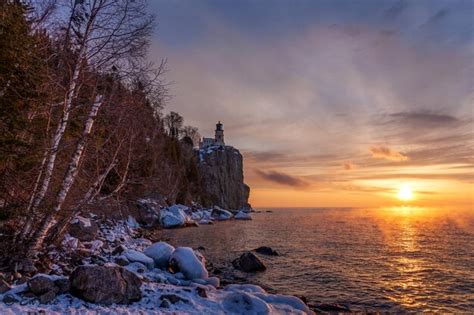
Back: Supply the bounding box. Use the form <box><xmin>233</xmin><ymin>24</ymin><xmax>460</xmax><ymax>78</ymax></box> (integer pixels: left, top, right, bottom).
<box><xmin>68</xmin><ymin>216</ymin><xmax>99</xmax><ymax>242</ymax></box>
<box><xmin>135</xmin><ymin>198</ymin><xmax>162</xmax><ymax>227</ymax></box>
<box><xmin>169</xmin><ymin>247</ymin><xmax>208</xmax><ymax>280</ymax></box>
<box><xmin>39</xmin><ymin>288</ymin><xmax>59</xmax><ymax>304</ymax></box>
<box><xmin>27</xmin><ymin>276</ymin><xmax>56</xmax><ymax>295</ymax></box>
<box><xmin>211</xmin><ymin>207</ymin><xmax>233</xmax><ymax>221</ymax></box>
<box><xmin>122</xmin><ymin>249</ymin><xmax>154</xmax><ymax>269</ymax></box>
<box><xmin>232</xmin><ymin>252</ymin><xmax>266</xmax><ymax>272</ymax></box>
<box><xmin>70</xmin><ymin>265</ymin><xmax>142</xmax><ymax>305</ymax></box>
<box><xmin>234</xmin><ymin>210</ymin><xmax>252</xmax><ymax>220</ymax></box>
<box><xmin>54</xmin><ymin>278</ymin><xmax>70</xmax><ymax>294</ymax></box>
<box><xmin>223</xmin><ymin>292</ymin><xmax>271</xmax><ymax>314</ymax></box>
<box><xmin>159</xmin><ymin>205</ymin><xmax>187</xmax><ymax>228</ymax></box>
<box><xmin>144</xmin><ymin>242</ymin><xmax>175</xmax><ymax>269</ymax></box>
<box><xmin>255</xmin><ymin>246</ymin><xmax>279</xmax><ymax>256</ymax></box>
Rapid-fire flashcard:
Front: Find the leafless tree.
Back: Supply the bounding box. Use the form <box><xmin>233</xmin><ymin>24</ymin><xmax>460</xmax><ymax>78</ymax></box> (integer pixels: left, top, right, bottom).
<box><xmin>181</xmin><ymin>125</ymin><xmax>201</xmax><ymax>147</ymax></box>
<box><xmin>20</xmin><ymin>0</ymin><xmax>158</xmax><ymax>251</ymax></box>
<box><xmin>164</xmin><ymin>111</ymin><xmax>184</xmax><ymax>138</ymax></box>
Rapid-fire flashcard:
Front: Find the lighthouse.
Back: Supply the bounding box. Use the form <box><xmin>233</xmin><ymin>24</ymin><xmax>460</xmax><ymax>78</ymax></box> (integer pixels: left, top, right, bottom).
<box><xmin>215</xmin><ymin>121</ymin><xmax>225</xmax><ymax>146</ymax></box>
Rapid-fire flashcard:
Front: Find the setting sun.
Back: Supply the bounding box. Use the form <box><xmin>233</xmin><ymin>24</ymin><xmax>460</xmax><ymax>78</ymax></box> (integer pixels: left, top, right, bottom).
<box><xmin>397</xmin><ymin>184</ymin><xmax>414</xmax><ymax>201</ymax></box>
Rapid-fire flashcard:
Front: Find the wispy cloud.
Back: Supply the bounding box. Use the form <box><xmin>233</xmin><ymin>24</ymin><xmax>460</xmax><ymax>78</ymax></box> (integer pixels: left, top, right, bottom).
<box><xmin>255</xmin><ymin>170</ymin><xmax>309</xmax><ymax>188</ymax></box>
<box><xmin>343</xmin><ymin>162</ymin><xmax>357</xmax><ymax>170</ymax></box>
<box><xmin>369</xmin><ymin>146</ymin><xmax>409</xmax><ymax>161</ymax></box>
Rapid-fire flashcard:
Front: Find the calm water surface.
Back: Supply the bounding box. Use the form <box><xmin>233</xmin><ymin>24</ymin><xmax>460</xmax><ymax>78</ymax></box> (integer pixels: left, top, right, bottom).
<box><xmin>157</xmin><ymin>207</ymin><xmax>474</xmax><ymax>312</ymax></box>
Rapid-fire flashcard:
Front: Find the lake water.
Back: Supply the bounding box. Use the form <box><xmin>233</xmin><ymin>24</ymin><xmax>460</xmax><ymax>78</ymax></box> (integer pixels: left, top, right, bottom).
<box><xmin>156</xmin><ymin>207</ymin><xmax>474</xmax><ymax>312</ymax></box>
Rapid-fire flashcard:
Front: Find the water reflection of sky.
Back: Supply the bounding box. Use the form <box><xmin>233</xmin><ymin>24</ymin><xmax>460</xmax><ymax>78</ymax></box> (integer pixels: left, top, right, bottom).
<box><xmin>156</xmin><ymin>207</ymin><xmax>474</xmax><ymax>312</ymax></box>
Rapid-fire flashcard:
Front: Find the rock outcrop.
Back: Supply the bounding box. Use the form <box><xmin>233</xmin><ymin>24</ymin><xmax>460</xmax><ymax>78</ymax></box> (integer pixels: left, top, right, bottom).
<box><xmin>197</xmin><ymin>146</ymin><xmax>250</xmax><ymax>210</ymax></box>
<box><xmin>70</xmin><ymin>265</ymin><xmax>142</xmax><ymax>305</ymax></box>
<box><xmin>232</xmin><ymin>252</ymin><xmax>267</xmax><ymax>272</ymax></box>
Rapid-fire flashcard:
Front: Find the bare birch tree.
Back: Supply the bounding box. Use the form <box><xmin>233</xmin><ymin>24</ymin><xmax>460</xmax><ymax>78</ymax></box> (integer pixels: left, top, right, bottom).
<box><xmin>20</xmin><ymin>0</ymin><xmax>156</xmax><ymax>249</ymax></box>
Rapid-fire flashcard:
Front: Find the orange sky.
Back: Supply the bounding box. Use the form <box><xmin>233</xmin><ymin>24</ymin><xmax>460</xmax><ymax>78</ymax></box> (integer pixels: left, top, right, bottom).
<box><xmin>149</xmin><ymin>1</ymin><xmax>474</xmax><ymax>208</ymax></box>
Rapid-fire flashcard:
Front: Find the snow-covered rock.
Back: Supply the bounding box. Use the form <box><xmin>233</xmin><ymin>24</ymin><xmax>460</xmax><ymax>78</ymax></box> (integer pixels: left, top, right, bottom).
<box><xmin>122</xmin><ymin>250</ymin><xmax>154</xmax><ymax>269</ymax></box>
<box><xmin>144</xmin><ymin>242</ymin><xmax>175</xmax><ymax>269</ymax></box>
<box><xmin>198</xmin><ymin>219</ymin><xmax>213</xmax><ymax>225</ymax></box>
<box><xmin>159</xmin><ymin>205</ymin><xmax>187</xmax><ymax>228</ymax></box>
<box><xmin>169</xmin><ymin>247</ymin><xmax>208</xmax><ymax>280</ymax></box>
<box><xmin>211</xmin><ymin>207</ymin><xmax>233</xmax><ymax>221</ymax></box>
<box><xmin>234</xmin><ymin>210</ymin><xmax>252</xmax><ymax>220</ymax></box>
<box><xmin>222</xmin><ymin>291</ymin><xmax>272</xmax><ymax>314</ymax></box>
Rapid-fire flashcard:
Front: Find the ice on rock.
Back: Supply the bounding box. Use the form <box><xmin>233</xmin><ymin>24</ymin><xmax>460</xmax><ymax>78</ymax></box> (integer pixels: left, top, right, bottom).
<box><xmin>211</xmin><ymin>207</ymin><xmax>233</xmax><ymax>221</ymax></box>
<box><xmin>205</xmin><ymin>276</ymin><xmax>220</xmax><ymax>288</ymax></box>
<box><xmin>174</xmin><ymin>204</ymin><xmax>191</xmax><ymax>214</ymax></box>
<box><xmin>254</xmin><ymin>293</ymin><xmax>312</xmax><ymax>314</ymax></box>
<box><xmin>125</xmin><ymin>262</ymin><xmax>148</xmax><ymax>275</ymax></box>
<box><xmin>234</xmin><ymin>210</ymin><xmax>252</xmax><ymax>220</ymax></box>
<box><xmin>159</xmin><ymin>205</ymin><xmax>187</xmax><ymax>228</ymax></box>
<box><xmin>123</xmin><ymin>249</ymin><xmax>154</xmax><ymax>269</ymax></box>
<box><xmin>144</xmin><ymin>242</ymin><xmax>175</xmax><ymax>269</ymax></box>
<box><xmin>225</xmin><ymin>284</ymin><xmax>266</xmax><ymax>294</ymax></box>
<box><xmin>223</xmin><ymin>291</ymin><xmax>272</xmax><ymax>314</ymax></box>
<box><xmin>169</xmin><ymin>247</ymin><xmax>209</xmax><ymax>280</ymax></box>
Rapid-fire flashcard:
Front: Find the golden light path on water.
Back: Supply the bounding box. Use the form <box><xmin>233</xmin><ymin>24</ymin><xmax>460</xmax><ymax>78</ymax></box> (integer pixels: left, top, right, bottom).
<box><xmin>374</xmin><ymin>206</ymin><xmax>471</xmax><ymax>310</ymax></box>
<box><xmin>158</xmin><ymin>206</ymin><xmax>474</xmax><ymax>312</ymax></box>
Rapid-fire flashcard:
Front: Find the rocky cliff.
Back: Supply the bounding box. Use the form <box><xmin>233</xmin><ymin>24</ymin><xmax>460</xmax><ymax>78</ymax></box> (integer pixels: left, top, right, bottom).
<box><xmin>197</xmin><ymin>146</ymin><xmax>250</xmax><ymax>210</ymax></box>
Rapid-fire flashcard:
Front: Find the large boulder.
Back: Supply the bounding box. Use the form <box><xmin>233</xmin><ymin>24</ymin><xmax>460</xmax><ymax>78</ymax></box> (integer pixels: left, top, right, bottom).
<box><xmin>232</xmin><ymin>252</ymin><xmax>266</xmax><ymax>272</ymax></box>
<box><xmin>122</xmin><ymin>249</ymin><xmax>154</xmax><ymax>269</ymax></box>
<box><xmin>211</xmin><ymin>207</ymin><xmax>233</xmax><ymax>221</ymax></box>
<box><xmin>27</xmin><ymin>275</ymin><xmax>56</xmax><ymax>295</ymax></box>
<box><xmin>27</xmin><ymin>275</ymin><xmax>69</xmax><ymax>304</ymax></box>
<box><xmin>234</xmin><ymin>210</ymin><xmax>252</xmax><ymax>220</ymax></box>
<box><xmin>169</xmin><ymin>247</ymin><xmax>208</xmax><ymax>280</ymax></box>
<box><xmin>144</xmin><ymin>242</ymin><xmax>175</xmax><ymax>269</ymax></box>
<box><xmin>159</xmin><ymin>205</ymin><xmax>187</xmax><ymax>228</ymax></box>
<box><xmin>70</xmin><ymin>265</ymin><xmax>142</xmax><ymax>305</ymax></box>
<box><xmin>223</xmin><ymin>292</ymin><xmax>271</xmax><ymax>314</ymax></box>
<box><xmin>135</xmin><ymin>197</ymin><xmax>165</xmax><ymax>227</ymax></box>
<box><xmin>68</xmin><ymin>216</ymin><xmax>99</xmax><ymax>242</ymax></box>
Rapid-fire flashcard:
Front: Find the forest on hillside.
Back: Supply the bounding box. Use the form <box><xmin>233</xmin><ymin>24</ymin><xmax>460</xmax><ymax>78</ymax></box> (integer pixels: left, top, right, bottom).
<box><xmin>0</xmin><ymin>0</ymin><xmax>201</xmax><ymax>262</ymax></box>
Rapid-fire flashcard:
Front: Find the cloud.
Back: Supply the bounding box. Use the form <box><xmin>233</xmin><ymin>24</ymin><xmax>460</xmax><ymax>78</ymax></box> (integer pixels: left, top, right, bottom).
<box><xmin>369</xmin><ymin>146</ymin><xmax>409</xmax><ymax>161</ymax></box>
<box><xmin>387</xmin><ymin>111</ymin><xmax>461</xmax><ymax>127</ymax></box>
<box><xmin>255</xmin><ymin>170</ymin><xmax>309</xmax><ymax>188</ymax></box>
<box><xmin>343</xmin><ymin>162</ymin><xmax>356</xmax><ymax>170</ymax></box>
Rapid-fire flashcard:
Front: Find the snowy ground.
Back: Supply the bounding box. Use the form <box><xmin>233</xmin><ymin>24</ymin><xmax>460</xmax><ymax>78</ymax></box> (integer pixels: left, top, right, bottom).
<box><xmin>0</xmin><ymin>216</ymin><xmax>312</xmax><ymax>314</ymax></box>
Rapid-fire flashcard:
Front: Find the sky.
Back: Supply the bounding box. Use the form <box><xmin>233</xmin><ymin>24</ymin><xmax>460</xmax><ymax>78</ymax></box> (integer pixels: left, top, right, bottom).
<box><xmin>148</xmin><ymin>0</ymin><xmax>473</xmax><ymax>208</ymax></box>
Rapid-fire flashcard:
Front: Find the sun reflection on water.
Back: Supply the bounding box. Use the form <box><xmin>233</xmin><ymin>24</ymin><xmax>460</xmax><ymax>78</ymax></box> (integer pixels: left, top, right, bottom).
<box><xmin>376</xmin><ymin>206</ymin><xmax>434</xmax><ymax>309</ymax></box>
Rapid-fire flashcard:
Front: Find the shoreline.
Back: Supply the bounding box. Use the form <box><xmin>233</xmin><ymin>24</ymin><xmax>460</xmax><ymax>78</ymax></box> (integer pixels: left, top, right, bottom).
<box><xmin>0</xmin><ymin>206</ymin><xmax>316</xmax><ymax>314</ymax></box>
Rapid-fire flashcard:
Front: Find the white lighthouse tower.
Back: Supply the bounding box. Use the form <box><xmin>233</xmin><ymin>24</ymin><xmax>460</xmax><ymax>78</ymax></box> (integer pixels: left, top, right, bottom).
<box><xmin>199</xmin><ymin>121</ymin><xmax>226</xmax><ymax>148</ymax></box>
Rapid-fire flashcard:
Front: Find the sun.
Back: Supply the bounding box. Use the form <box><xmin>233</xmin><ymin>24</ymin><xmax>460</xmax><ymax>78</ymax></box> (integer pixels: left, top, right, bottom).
<box><xmin>397</xmin><ymin>184</ymin><xmax>414</xmax><ymax>201</ymax></box>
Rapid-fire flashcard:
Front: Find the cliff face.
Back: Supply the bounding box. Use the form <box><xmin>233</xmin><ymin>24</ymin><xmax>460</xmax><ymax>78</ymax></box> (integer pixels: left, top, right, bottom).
<box><xmin>197</xmin><ymin>146</ymin><xmax>250</xmax><ymax>210</ymax></box>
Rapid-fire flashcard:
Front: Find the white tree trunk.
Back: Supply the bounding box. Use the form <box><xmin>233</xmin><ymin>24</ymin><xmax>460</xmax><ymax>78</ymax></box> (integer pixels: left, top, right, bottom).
<box><xmin>21</xmin><ymin>50</ymin><xmax>85</xmax><ymax>239</ymax></box>
<box><xmin>31</xmin><ymin>95</ymin><xmax>103</xmax><ymax>251</ymax></box>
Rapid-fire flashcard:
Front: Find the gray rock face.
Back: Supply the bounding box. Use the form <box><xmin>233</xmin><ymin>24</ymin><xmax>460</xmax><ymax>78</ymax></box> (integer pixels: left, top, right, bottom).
<box><xmin>197</xmin><ymin>146</ymin><xmax>250</xmax><ymax>210</ymax></box>
<box><xmin>70</xmin><ymin>265</ymin><xmax>142</xmax><ymax>305</ymax></box>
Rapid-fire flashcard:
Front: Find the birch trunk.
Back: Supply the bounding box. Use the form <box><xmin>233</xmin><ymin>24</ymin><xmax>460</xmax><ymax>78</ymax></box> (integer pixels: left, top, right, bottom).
<box><xmin>30</xmin><ymin>95</ymin><xmax>103</xmax><ymax>251</ymax></box>
<box><xmin>21</xmin><ymin>7</ymin><xmax>98</xmax><ymax>238</ymax></box>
